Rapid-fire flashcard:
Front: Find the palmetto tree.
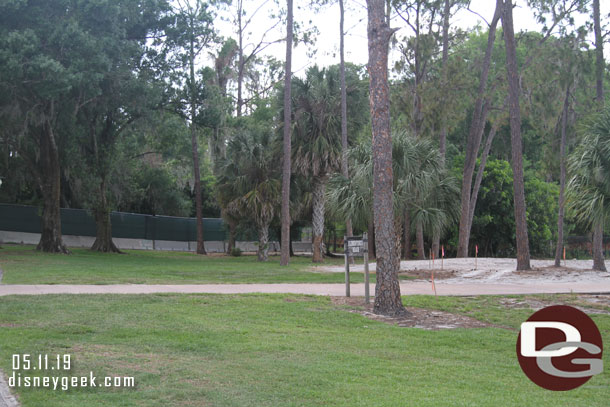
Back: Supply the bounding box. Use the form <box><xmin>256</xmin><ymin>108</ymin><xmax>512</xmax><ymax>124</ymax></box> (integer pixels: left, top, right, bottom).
<box><xmin>328</xmin><ymin>132</ymin><xmax>459</xmax><ymax>260</ymax></box>
<box><xmin>567</xmin><ymin>108</ymin><xmax>610</xmax><ymax>271</ymax></box>
<box><xmin>217</xmin><ymin>129</ymin><xmax>280</xmax><ymax>261</ymax></box>
<box><xmin>292</xmin><ymin>66</ymin><xmax>343</xmax><ymax>263</ymax></box>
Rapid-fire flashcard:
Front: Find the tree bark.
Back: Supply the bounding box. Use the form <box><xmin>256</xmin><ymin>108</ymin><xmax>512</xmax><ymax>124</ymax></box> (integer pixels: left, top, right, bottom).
<box><xmin>456</xmin><ymin>0</ymin><xmax>502</xmax><ymax>257</ymax></box>
<box><xmin>416</xmin><ymin>221</ymin><xmax>426</xmax><ymax>260</ymax></box>
<box><xmin>432</xmin><ymin>0</ymin><xmax>452</xmax><ymax>259</ymax></box>
<box><xmin>237</xmin><ymin>0</ymin><xmax>244</xmax><ymax>117</ymax></box>
<box><xmin>91</xmin><ymin>177</ymin><xmax>121</xmax><ymax>253</ymax></box>
<box><xmin>554</xmin><ymin>86</ymin><xmax>570</xmax><ymax>267</ymax></box>
<box><xmin>592</xmin><ymin>0</ymin><xmax>606</xmax><ymax>271</ymax></box>
<box><xmin>367</xmin><ymin>219</ymin><xmax>376</xmax><ymax>259</ymax></box>
<box><xmin>312</xmin><ymin>177</ymin><xmax>326</xmax><ymax>263</ymax></box>
<box><xmin>257</xmin><ymin>221</ymin><xmax>270</xmax><ymax>261</ymax></box>
<box><xmin>502</xmin><ymin>0</ymin><xmax>531</xmax><ymax>270</ymax></box>
<box><xmin>280</xmin><ymin>0</ymin><xmax>293</xmax><ymax>266</ymax></box>
<box><xmin>226</xmin><ymin>218</ymin><xmax>237</xmax><ymax>253</ymax></box>
<box><xmin>189</xmin><ymin>16</ymin><xmax>206</xmax><ymax>255</ymax></box>
<box><xmin>593</xmin><ymin>222</ymin><xmax>607</xmax><ymax>271</ymax></box>
<box><xmin>594</xmin><ymin>0</ymin><xmax>604</xmax><ymax>108</ymax></box>
<box><xmin>339</xmin><ymin>0</ymin><xmax>353</xmax><ymax>239</ymax></box>
<box><xmin>36</xmin><ymin>121</ymin><xmax>69</xmax><ymax>254</ymax></box>
<box><xmin>402</xmin><ymin>208</ymin><xmax>411</xmax><ymax>259</ymax></box>
<box><xmin>468</xmin><ymin>120</ymin><xmax>500</xmax><ymax>229</ymax></box>
<box><xmin>367</xmin><ymin>0</ymin><xmax>407</xmax><ymax>317</ymax></box>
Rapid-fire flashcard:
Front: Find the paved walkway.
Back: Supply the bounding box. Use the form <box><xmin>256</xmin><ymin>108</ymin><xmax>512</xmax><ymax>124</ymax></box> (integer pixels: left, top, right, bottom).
<box><xmin>0</xmin><ymin>373</ymin><xmax>18</xmax><ymax>407</ymax></box>
<box><xmin>0</xmin><ymin>282</ymin><xmax>609</xmax><ymax>297</ymax></box>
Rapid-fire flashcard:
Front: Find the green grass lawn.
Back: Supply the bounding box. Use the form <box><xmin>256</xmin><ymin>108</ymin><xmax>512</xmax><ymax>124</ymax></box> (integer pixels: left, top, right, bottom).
<box><xmin>0</xmin><ymin>294</ymin><xmax>607</xmax><ymax>406</ymax></box>
<box><xmin>0</xmin><ymin>244</ymin><xmax>378</xmax><ymax>284</ymax></box>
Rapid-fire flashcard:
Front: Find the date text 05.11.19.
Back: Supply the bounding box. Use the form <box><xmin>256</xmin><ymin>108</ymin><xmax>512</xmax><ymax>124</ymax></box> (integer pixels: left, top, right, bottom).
<box><xmin>12</xmin><ymin>354</ymin><xmax>71</xmax><ymax>371</ymax></box>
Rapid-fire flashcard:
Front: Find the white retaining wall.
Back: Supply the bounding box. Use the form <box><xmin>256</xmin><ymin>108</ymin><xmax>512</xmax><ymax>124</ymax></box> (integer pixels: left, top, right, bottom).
<box><xmin>0</xmin><ymin>230</ymin><xmax>311</xmax><ymax>253</ymax></box>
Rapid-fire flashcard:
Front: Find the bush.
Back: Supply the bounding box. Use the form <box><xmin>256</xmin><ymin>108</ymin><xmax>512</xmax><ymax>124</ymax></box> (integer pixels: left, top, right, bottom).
<box><xmin>230</xmin><ymin>247</ymin><xmax>242</xmax><ymax>257</ymax></box>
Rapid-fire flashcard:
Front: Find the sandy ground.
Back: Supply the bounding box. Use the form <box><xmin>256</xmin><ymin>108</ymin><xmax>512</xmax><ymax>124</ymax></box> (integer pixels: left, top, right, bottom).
<box><xmin>318</xmin><ymin>257</ymin><xmax>610</xmax><ymax>284</ymax></box>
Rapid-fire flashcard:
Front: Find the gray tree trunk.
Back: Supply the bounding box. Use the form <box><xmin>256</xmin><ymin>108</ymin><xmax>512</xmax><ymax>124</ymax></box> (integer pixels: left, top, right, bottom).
<box><xmin>502</xmin><ymin>0</ymin><xmax>531</xmax><ymax>270</ymax></box>
<box><xmin>416</xmin><ymin>221</ymin><xmax>426</xmax><ymax>260</ymax></box>
<box><xmin>339</xmin><ymin>0</ymin><xmax>353</xmax><ymax>239</ymax></box>
<box><xmin>312</xmin><ymin>177</ymin><xmax>326</xmax><ymax>263</ymax></box>
<box><xmin>593</xmin><ymin>222</ymin><xmax>606</xmax><ymax>271</ymax></box>
<box><xmin>280</xmin><ymin>0</ymin><xmax>293</xmax><ymax>266</ymax></box>
<box><xmin>554</xmin><ymin>86</ymin><xmax>570</xmax><ymax>267</ymax></box>
<box><xmin>468</xmin><ymin>120</ymin><xmax>500</xmax><ymax>229</ymax></box>
<box><xmin>592</xmin><ymin>0</ymin><xmax>606</xmax><ymax>271</ymax></box>
<box><xmin>91</xmin><ymin>177</ymin><xmax>121</xmax><ymax>253</ymax></box>
<box><xmin>189</xmin><ymin>17</ymin><xmax>206</xmax><ymax>255</ymax></box>
<box><xmin>456</xmin><ymin>0</ymin><xmax>502</xmax><ymax>257</ymax></box>
<box><xmin>402</xmin><ymin>209</ymin><xmax>411</xmax><ymax>259</ymax></box>
<box><xmin>37</xmin><ymin>121</ymin><xmax>69</xmax><ymax>254</ymax></box>
<box><xmin>367</xmin><ymin>0</ymin><xmax>407</xmax><ymax>317</ymax></box>
<box><xmin>432</xmin><ymin>0</ymin><xmax>452</xmax><ymax>259</ymax></box>
<box><xmin>257</xmin><ymin>222</ymin><xmax>270</xmax><ymax>262</ymax></box>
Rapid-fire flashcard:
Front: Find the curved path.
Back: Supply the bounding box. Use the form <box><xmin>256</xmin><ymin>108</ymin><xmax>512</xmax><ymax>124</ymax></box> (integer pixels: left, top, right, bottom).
<box><xmin>0</xmin><ymin>281</ymin><xmax>609</xmax><ymax>297</ymax></box>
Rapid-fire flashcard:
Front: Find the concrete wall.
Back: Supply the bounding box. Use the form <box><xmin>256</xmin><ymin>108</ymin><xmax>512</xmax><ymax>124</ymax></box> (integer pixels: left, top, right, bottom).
<box><xmin>0</xmin><ymin>230</ymin><xmax>311</xmax><ymax>253</ymax></box>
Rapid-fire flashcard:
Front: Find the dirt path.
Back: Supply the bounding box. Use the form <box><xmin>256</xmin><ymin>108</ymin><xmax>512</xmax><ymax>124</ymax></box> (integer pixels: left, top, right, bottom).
<box><xmin>0</xmin><ymin>281</ymin><xmax>609</xmax><ymax>296</ymax></box>
<box><xmin>319</xmin><ymin>257</ymin><xmax>610</xmax><ymax>284</ymax></box>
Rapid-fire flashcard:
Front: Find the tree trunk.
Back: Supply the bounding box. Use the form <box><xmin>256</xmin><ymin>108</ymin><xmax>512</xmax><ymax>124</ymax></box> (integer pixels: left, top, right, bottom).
<box><xmin>257</xmin><ymin>222</ymin><xmax>270</xmax><ymax>261</ymax></box>
<box><xmin>432</xmin><ymin>0</ymin><xmax>452</xmax><ymax>259</ymax></box>
<box><xmin>456</xmin><ymin>0</ymin><xmax>502</xmax><ymax>257</ymax></box>
<box><xmin>280</xmin><ymin>0</ymin><xmax>293</xmax><ymax>266</ymax></box>
<box><xmin>367</xmin><ymin>220</ymin><xmax>376</xmax><ymax>259</ymax></box>
<box><xmin>593</xmin><ymin>0</ymin><xmax>603</xmax><ymax>108</ymax></box>
<box><xmin>416</xmin><ymin>221</ymin><xmax>426</xmax><ymax>260</ymax></box>
<box><xmin>339</xmin><ymin>0</ymin><xmax>353</xmax><ymax>239</ymax></box>
<box><xmin>91</xmin><ymin>177</ymin><xmax>121</xmax><ymax>253</ymax></box>
<box><xmin>36</xmin><ymin>122</ymin><xmax>69</xmax><ymax>254</ymax></box>
<box><xmin>402</xmin><ymin>209</ymin><xmax>411</xmax><ymax>259</ymax></box>
<box><xmin>367</xmin><ymin>0</ymin><xmax>407</xmax><ymax>317</ymax></box>
<box><xmin>592</xmin><ymin>223</ymin><xmax>606</xmax><ymax>271</ymax></box>
<box><xmin>468</xmin><ymin>120</ymin><xmax>500</xmax><ymax>229</ymax></box>
<box><xmin>502</xmin><ymin>0</ymin><xmax>531</xmax><ymax>270</ymax></box>
<box><xmin>312</xmin><ymin>177</ymin><xmax>326</xmax><ymax>263</ymax></box>
<box><xmin>554</xmin><ymin>86</ymin><xmax>570</xmax><ymax>267</ymax></box>
<box><xmin>592</xmin><ymin>0</ymin><xmax>606</xmax><ymax>271</ymax></box>
<box><xmin>237</xmin><ymin>0</ymin><xmax>244</xmax><ymax>117</ymax></box>
<box><xmin>226</xmin><ymin>218</ymin><xmax>237</xmax><ymax>253</ymax></box>
<box><xmin>189</xmin><ymin>19</ymin><xmax>206</xmax><ymax>255</ymax></box>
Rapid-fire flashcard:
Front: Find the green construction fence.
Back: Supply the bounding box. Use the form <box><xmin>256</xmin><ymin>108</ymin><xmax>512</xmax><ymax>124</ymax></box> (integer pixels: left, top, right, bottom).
<box><xmin>0</xmin><ymin>203</ymin><xmax>226</xmax><ymax>242</ymax></box>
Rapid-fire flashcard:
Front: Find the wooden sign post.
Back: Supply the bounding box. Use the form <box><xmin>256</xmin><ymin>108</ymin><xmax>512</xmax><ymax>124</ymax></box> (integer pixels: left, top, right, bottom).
<box><xmin>344</xmin><ymin>233</ymin><xmax>369</xmax><ymax>303</ymax></box>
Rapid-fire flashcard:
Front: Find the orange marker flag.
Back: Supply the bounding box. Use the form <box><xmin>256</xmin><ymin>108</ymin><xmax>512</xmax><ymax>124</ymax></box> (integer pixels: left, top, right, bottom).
<box><xmin>442</xmin><ymin>245</ymin><xmax>445</xmax><ymax>258</ymax></box>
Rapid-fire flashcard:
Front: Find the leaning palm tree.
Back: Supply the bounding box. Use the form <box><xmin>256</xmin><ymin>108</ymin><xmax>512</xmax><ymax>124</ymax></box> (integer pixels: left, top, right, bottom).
<box><xmin>566</xmin><ymin>108</ymin><xmax>610</xmax><ymax>271</ymax></box>
<box><xmin>291</xmin><ymin>67</ymin><xmax>343</xmax><ymax>263</ymax></box>
<box><xmin>217</xmin><ymin>130</ymin><xmax>280</xmax><ymax>261</ymax></box>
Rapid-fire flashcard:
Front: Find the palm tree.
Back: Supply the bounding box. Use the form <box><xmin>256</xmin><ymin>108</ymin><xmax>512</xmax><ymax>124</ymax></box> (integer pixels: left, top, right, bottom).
<box><xmin>291</xmin><ymin>66</ymin><xmax>343</xmax><ymax>263</ymax></box>
<box><xmin>393</xmin><ymin>135</ymin><xmax>459</xmax><ymax>260</ymax></box>
<box><xmin>217</xmin><ymin>129</ymin><xmax>280</xmax><ymax>261</ymax></box>
<box><xmin>567</xmin><ymin>108</ymin><xmax>610</xmax><ymax>271</ymax></box>
<box><xmin>327</xmin><ymin>132</ymin><xmax>459</xmax><ymax>261</ymax></box>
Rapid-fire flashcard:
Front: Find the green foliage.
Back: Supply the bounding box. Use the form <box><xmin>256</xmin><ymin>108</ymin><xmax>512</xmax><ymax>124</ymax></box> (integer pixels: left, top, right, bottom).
<box><xmin>567</xmin><ymin>107</ymin><xmax>610</xmax><ymax>227</ymax></box>
<box><xmin>454</xmin><ymin>157</ymin><xmax>559</xmax><ymax>257</ymax></box>
<box><xmin>217</xmin><ymin>118</ymin><xmax>280</xmax><ymax>231</ymax></box>
<box><xmin>230</xmin><ymin>247</ymin><xmax>243</xmax><ymax>257</ymax></box>
<box><xmin>289</xmin><ymin>65</ymin><xmax>367</xmax><ymax>178</ymax></box>
<box><xmin>328</xmin><ymin>132</ymin><xmax>459</xmax><ymax>237</ymax></box>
